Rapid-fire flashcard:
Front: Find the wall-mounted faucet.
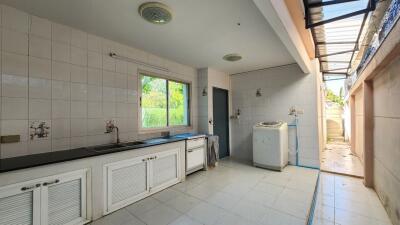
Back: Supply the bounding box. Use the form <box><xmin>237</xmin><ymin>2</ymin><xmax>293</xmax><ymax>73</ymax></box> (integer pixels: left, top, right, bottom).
<box><xmin>105</xmin><ymin>120</ymin><xmax>120</xmax><ymax>144</ymax></box>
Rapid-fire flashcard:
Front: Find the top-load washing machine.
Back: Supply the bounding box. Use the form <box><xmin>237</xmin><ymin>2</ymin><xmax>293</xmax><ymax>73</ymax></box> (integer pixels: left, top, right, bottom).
<box><xmin>253</xmin><ymin>121</ymin><xmax>288</xmax><ymax>171</ymax></box>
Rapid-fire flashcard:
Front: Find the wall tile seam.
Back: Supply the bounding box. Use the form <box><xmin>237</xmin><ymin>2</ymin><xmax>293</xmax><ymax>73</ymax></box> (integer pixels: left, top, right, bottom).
<box><xmin>374</xmin><ymin>156</ymin><xmax>400</xmax><ymax>182</ymax></box>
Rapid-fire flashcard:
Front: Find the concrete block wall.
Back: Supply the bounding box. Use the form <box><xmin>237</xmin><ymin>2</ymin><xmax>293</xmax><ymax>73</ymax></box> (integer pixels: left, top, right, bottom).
<box><xmin>0</xmin><ymin>5</ymin><xmax>198</xmax><ymax>158</ymax></box>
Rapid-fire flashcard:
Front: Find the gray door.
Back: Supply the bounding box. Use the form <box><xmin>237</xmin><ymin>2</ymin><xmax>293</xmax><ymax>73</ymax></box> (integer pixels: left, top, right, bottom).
<box><xmin>213</xmin><ymin>87</ymin><xmax>229</xmax><ymax>158</ymax></box>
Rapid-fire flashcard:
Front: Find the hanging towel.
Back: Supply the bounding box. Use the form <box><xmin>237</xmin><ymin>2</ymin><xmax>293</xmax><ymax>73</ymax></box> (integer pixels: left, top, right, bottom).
<box><xmin>207</xmin><ymin>135</ymin><xmax>219</xmax><ymax>167</ymax></box>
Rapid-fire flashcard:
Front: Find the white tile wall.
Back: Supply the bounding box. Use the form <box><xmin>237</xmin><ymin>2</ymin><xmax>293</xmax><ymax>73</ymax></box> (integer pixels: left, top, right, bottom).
<box><xmin>0</xmin><ymin>5</ymin><xmax>198</xmax><ymax>158</ymax></box>
<box><xmin>230</xmin><ymin>63</ymin><xmax>320</xmax><ymax>167</ymax></box>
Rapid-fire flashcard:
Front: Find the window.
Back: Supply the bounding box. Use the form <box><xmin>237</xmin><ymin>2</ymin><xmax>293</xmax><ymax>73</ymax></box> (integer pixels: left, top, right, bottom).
<box><xmin>140</xmin><ymin>73</ymin><xmax>189</xmax><ymax>129</ymax></box>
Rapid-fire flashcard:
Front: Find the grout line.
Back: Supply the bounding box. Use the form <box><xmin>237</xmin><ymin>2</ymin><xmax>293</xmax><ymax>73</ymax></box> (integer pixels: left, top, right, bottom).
<box><xmin>320</xmin><ymin>169</ymin><xmax>364</xmax><ymax>179</ymax></box>
<box><xmin>307</xmin><ymin>171</ymin><xmax>320</xmax><ymax>225</ymax></box>
<box><xmin>333</xmin><ymin>174</ymin><xmax>336</xmax><ymax>225</ymax></box>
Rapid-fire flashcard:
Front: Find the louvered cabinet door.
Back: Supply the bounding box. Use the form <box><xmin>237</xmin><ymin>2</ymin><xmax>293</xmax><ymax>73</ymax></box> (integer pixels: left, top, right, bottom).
<box><xmin>40</xmin><ymin>169</ymin><xmax>89</xmax><ymax>225</ymax></box>
<box><xmin>149</xmin><ymin>148</ymin><xmax>180</xmax><ymax>193</ymax></box>
<box><xmin>105</xmin><ymin>156</ymin><xmax>149</xmax><ymax>213</ymax></box>
<box><xmin>0</xmin><ymin>182</ymin><xmax>41</xmax><ymax>225</ymax></box>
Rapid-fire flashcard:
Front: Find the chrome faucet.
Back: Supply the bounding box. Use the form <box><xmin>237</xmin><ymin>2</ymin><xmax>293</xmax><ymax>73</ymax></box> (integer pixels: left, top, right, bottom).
<box><xmin>105</xmin><ymin>120</ymin><xmax>120</xmax><ymax>144</ymax></box>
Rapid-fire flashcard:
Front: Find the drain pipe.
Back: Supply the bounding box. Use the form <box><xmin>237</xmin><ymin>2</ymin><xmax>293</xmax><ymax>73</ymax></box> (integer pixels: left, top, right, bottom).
<box><xmin>287</xmin><ymin>115</ymin><xmax>299</xmax><ymax>166</ymax></box>
<box><xmin>288</xmin><ymin>107</ymin><xmax>319</xmax><ymax>170</ymax></box>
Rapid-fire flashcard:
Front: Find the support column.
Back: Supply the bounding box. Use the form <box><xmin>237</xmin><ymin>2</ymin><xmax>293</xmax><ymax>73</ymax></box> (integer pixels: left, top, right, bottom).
<box><xmin>350</xmin><ymin>95</ymin><xmax>356</xmax><ymax>154</ymax></box>
<box><xmin>363</xmin><ymin>81</ymin><xmax>373</xmax><ymax>187</ymax></box>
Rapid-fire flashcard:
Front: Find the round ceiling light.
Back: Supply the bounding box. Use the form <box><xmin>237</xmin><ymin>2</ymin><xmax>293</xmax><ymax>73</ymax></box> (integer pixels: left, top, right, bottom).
<box><xmin>223</xmin><ymin>53</ymin><xmax>242</xmax><ymax>62</ymax></box>
<box><xmin>139</xmin><ymin>2</ymin><xmax>172</xmax><ymax>25</ymax></box>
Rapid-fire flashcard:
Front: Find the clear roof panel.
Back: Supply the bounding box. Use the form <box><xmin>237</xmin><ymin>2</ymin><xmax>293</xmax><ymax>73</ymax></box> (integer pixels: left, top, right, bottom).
<box><xmin>312</xmin><ymin>0</ymin><xmax>369</xmax><ymax>23</ymax></box>
<box><xmin>305</xmin><ymin>0</ymin><xmax>373</xmax><ymax>77</ymax></box>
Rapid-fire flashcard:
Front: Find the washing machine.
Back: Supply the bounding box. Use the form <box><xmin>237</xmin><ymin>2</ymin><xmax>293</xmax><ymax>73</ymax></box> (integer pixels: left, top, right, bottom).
<box><xmin>253</xmin><ymin>121</ymin><xmax>288</xmax><ymax>171</ymax></box>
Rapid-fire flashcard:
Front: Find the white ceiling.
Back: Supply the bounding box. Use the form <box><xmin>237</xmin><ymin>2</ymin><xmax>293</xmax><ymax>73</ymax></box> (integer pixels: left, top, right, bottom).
<box><xmin>1</xmin><ymin>0</ymin><xmax>295</xmax><ymax>74</ymax></box>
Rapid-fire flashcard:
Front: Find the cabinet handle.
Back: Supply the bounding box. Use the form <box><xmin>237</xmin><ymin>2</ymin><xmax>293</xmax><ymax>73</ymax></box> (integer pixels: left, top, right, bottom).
<box><xmin>188</xmin><ymin>149</ymin><xmax>193</xmax><ymax>153</ymax></box>
<box><xmin>21</xmin><ymin>183</ymin><xmax>41</xmax><ymax>191</ymax></box>
<box><xmin>142</xmin><ymin>158</ymin><xmax>147</xmax><ymax>162</ymax></box>
<box><xmin>43</xmin><ymin>179</ymin><xmax>60</xmax><ymax>186</ymax></box>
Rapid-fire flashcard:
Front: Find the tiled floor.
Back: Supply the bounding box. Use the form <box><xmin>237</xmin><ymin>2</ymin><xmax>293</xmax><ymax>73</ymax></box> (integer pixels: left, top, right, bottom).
<box><xmin>313</xmin><ymin>172</ymin><xmax>392</xmax><ymax>225</ymax></box>
<box><xmin>320</xmin><ymin>141</ymin><xmax>364</xmax><ymax>177</ymax></box>
<box><xmin>90</xmin><ymin>158</ymin><xmax>319</xmax><ymax>225</ymax></box>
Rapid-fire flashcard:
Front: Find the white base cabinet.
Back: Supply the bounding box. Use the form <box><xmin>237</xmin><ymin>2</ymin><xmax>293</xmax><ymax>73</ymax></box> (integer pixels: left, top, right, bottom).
<box><xmin>104</xmin><ymin>148</ymin><xmax>181</xmax><ymax>214</ymax></box>
<box><xmin>186</xmin><ymin>137</ymin><xmax>206</xmax><ymax>175</ymax></box>
<box><xmin>0</xmin><ymin>169</ymin><xmax>90</xmax><ymax>225</ymax></box>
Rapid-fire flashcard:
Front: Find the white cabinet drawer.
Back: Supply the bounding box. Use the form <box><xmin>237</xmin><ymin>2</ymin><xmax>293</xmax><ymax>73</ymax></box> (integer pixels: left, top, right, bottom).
<box><xmin>187</xmin><ymin>147</ymin><xmax>205</xmax><ymax>172</ymax></box>
<box><xmin>187</xmin><ymin>138</ymin><xmax>205</xmax><ymax>149</ymax></box>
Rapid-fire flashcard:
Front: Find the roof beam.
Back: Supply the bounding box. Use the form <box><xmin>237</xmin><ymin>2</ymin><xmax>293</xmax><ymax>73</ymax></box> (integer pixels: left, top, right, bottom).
<box><xmin>322</xmin><ymin>72</ymin><xmax>348</xmax><ymax>75</ymax></box>
<box><xmin>324</xmin><ymin>67</ymin><xmax>349</xmax><ymax>71</ymax></box>
<box><xmin>308</xmin><ymin>0</ymin><xmax>358</xmax><ymax>8</ymax></box>
<box><xmin>320</xmin><ymin>60</ymin><xmax>351</xmax><ymax>63</ymax></box>
<box><xmin>317</xmin><ymin>49</ymin><xmax>355</xmax><ymax>58</ymax></box>
<box><xmin>307</xmin><ymin>8</ymin><xmax>369</xmax><ymax>28</ymax></box>
<box><xmin>316</xmin><ymin>41</ymin><xmax>357</xmax><ymax>45</ymax></box>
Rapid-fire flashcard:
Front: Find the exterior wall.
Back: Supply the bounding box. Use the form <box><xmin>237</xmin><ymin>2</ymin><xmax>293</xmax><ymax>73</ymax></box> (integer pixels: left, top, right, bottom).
<box><xmin>354</xmin><ymin>88</ymin><xmax>364</xmax><ymax>162</ymax></box>
<box><xmin>372</xmin><ymin>58</ymin><xmax>400</xmax><ymax>225</ymax></box>
<box><xmin>230</xmin><ymin>61</ymin><xmax>321</xmax><ymax>167</ymax></box>
<box><xmin>326</xmin><ymin>102</ymin><xmax>343</xmax><ymax>139</ymax></box>
<box><xmin>0</xmin><ymin>5</ymin><xmax>198</xmax><ymax>158</ymax></box>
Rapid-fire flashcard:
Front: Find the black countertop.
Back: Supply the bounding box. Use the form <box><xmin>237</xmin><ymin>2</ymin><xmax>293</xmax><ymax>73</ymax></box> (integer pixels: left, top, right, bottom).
<box><xmin>0</xmin><ymin>133</ymin><xmax>206</xmax><ymax>173</ymax></box>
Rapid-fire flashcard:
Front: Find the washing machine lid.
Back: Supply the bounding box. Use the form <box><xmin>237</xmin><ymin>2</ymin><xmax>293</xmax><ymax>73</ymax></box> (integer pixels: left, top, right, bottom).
<box><xmin>256</xmin><ymin>121</ymin><xmax>283</xmax><ymax>128</ymax></box>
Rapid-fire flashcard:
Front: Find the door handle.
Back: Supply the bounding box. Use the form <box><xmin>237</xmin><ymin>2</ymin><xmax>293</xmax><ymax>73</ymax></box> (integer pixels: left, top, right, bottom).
<box><xmin>43</xmin><ymin>179</ymin><xmax>60</xmax><ymax>186</ymax></box>
<box><xmin>21</xmin><ymin>184</ymin><xmax>41</xmax><ymax>191</ymax></box>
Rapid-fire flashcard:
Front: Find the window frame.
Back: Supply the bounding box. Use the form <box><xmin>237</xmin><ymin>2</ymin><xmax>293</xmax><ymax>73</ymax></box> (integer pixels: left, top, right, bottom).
<box><xmin>138</xmin><ymin>70</ymin><xmax>191</xmax><ymax>133</ymax></box>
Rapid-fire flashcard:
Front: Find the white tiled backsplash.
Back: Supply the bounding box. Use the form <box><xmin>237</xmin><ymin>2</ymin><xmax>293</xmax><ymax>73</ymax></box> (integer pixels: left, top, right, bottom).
<box><xmin>0</xmin><ymin>5</ymin><xmax>198</xmax><ymax>158</ymax></box>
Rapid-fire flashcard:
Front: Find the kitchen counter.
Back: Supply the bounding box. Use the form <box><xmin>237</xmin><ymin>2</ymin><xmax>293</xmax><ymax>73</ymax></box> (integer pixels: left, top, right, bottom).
<box><xmin>0</xmin><ymin>133</ymin><xmax>206</xmax><ymax>173</ymax></box>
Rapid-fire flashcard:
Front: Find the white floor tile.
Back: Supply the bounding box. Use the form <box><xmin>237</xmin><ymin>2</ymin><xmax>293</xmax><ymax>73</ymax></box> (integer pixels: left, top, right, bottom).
<box><xmin>206</xmin><ymin>191</ymin><xmax>242</xmax><ymax>210</ymax></box>
<box><xmin>168</xmin><ymin>215</ymin><xmax>203</xmax><ymax>225</ymax></box>
<box><xmin>313</xmin><ymin>173</ymin><xmax>393</xmax><ymax>225</ymax></box>
<box><xmin>230</xmin><ymin>200</ymin><xmax>270</xmax><ymax>224</ymax></box>
<box><xmin>91</xmin><ymin>158</ymin><xmax>321</xmax><ymax>225</ymax></box>
<box><xmin>92</xmin><ymin>209</ymin><xmax>138</xmax><ymax>225</ymax></box>
<box><xmin>152</xmin><ymin>188</ymin><xmax>183</xmax><ymax>203</ymax></box>
<box><xmin>136</xmin><ymin>204</ymin><xmax>181</xmax><ymax>225</ymax></box>
<box><xmin>213</xmin><ymin>211</ymin><xmax>259</xmax><ymax>225</ymax></box>
<box><xmin>260</xmin><ymin>208</ymin><xmax>306</xmax><ymax>225</ymax></box>
<box><xmin>186</xmin><ymin>202</ymin><xmax>225</xmax><ymax>225</ymax></box>
<box><xmin>125</xmin><ymin>197</ymin><xmax>161</xmax><ymax>217</ymax></box>
<box><xmin>165</xmin><ymin>193</ymin><xmax>202</xmax><ymax>213</ymax></box>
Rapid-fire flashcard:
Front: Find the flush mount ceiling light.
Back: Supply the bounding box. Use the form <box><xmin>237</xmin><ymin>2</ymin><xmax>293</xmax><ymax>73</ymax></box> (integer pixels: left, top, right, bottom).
<box><xmin>139</xmin><ymin>2</ymin><xmax>172</xmax><ymax>25</ymax></box>
<box><xmin>223</xmin><ymin>53</ymin><xmax>242</xmax><ymax>62</ymax></box>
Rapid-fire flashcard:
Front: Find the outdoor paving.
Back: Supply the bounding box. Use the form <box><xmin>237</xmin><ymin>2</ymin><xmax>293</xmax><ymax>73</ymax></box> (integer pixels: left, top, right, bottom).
<box><xmin>320</xmin><ymin>141</ymin><xmax>364</xmax><ymax>177</ymax></box>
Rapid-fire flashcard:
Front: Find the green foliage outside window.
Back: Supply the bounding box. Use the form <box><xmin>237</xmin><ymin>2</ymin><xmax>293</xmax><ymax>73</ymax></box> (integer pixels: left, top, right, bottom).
<box><xmin>141</xmin><ymin>74</ymin><xmax>189</xmax><ymax>128</ymax></box>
